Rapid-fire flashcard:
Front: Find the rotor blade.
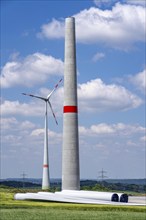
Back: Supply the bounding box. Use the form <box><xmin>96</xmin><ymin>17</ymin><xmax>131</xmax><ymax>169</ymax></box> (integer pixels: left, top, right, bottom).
<box><xmin>47</xmin><ymin>79</ymin><xmax>63</xmax><ymax>100</ymax></box>
<box><xmin>48</xmin><ymin>101</ymin><xmax>58</xmax><ymax>125</ymax></box>
<box><xmin>22</xmin><ymin>93</ymin><xmax>46</xmax><ymax>101</ymax></box>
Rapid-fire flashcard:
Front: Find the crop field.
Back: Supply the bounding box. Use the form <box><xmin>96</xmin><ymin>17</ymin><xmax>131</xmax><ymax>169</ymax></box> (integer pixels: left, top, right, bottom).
<box><xmin>0</xmin><ymin>188</ymin><xmax>146</xmax><ymax>220</ymax></box>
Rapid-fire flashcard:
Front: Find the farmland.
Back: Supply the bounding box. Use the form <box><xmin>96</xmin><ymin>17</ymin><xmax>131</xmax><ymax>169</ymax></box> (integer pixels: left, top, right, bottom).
<box><xmin>0</xmin><ymin>187</ymin><xmax>146</xmax><ymax>220</ymax></box>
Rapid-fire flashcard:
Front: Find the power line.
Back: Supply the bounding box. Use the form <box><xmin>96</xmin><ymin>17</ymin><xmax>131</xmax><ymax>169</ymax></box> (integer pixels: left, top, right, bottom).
<box><xmin>98</xmin><ymin>168</ymin><xmax>108</xmax><ymax>181</ymax></box>
<box><xmin>21</xmin><ymin>172</ymin><xmax>27</xmax><ymax>188</ymax></box>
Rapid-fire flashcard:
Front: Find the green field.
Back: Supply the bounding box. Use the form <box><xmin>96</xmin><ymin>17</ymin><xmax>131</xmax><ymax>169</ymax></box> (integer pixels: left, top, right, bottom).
<box><xmin>0</xmin><ymin>188</ymin><xmax>146</xmax><ymax>220</ymax></box>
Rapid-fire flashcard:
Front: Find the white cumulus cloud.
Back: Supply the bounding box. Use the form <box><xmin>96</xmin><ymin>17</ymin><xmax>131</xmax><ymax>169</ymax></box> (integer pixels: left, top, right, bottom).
<box><xmin>1</xmin><ymin>77</ymin><xmax>143</xmax><ymax>116</ymax></box>
<box><xmin>92</xmin><ymin>52</ymin><xmax>105</xmax><ymax>62</ymax></box>
<box><xmin>1</xmin><ymin>117</ymin><xmax>36</xmax><ymax>131</ymax></box>
<box><xmin>1</xmin><ymin>117</ymin><xmax>62</xmax><ymax>149</ymax></box>
<box><xmin>79</xmin><ymin>123</ymin><xmax>145</xmax><ymax>136</ymax></box>
<box><xmin>38</xmin><ymin>3</ymin><xmax>145</xmax><ymax>49</ymax></box>
<box><xmin>129</xmin><ymin>69</ymin><xmax>146</xmax><ymax>93</ymax></box>
<box><xmin>94</xmin><ymin>0</ymin><xmax>117</xmax><ymax>7</ymax></box>
<box><xmin>78</xmin><ymin>78</ymin><xmax>142</xmax><ymax>112</ymax></box>
<box><xmin>126</xmin><ymin>0</ymin><xmax>146</xmax><ymax>6</ymax></box>
<box><xmin>1</xmin><ymin>100</ymin><xmax>43</xmax><ymax>116</ymax></box>
<box><xmin>1</xmin><ymin>85</ymin><xmax>63</xmax><ymax>117</ymax></box>
<box><xmin>93</xmin><ymin>123</ymin><xmax>145</xmax><ymax>135</ymax></box>
<box><xmin>31</xmin><ymin>128</ymin><xmax>62</xmax><ymax>140</ymax></box>
<box><xmin>94</xmin><ymin>0</ymin><xmax>146</xmax><ymax>7</ymax></box>
<box><xmin>140</xmin><ymin>135</ymin><xmax>146</xmax><ymax>142</ymax></box>
<box><xmin>1</xmin><ymin>52</ymin><xmax>64</xmax><ymax>88</ymax></box>
<box><xmin>37</xmin><ymin>18</ymin><xmax>65</xmax><ymax>39</ymax></box>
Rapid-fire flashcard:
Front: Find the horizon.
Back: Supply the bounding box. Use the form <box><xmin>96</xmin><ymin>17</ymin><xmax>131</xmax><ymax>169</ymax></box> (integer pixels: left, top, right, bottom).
<box><xmin>1</xmin><ymin>177</ymin><xmax>146</xmax><ymax>181</ymax></box>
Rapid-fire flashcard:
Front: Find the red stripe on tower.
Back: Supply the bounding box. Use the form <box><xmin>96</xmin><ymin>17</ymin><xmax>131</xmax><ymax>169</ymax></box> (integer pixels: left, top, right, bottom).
<box><xmin>64</xmin><ymin>106</ymin><xmax>78</xmax><ymax>113</ymax></box>
<box><xmin>43</xmin><ymin>164</ymin><xmax>48</xmax><ymax>168</ymax></box>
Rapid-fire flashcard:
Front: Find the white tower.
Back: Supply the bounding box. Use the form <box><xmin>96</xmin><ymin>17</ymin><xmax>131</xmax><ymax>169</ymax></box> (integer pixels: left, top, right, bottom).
<box><xmin>62</xmin><ymin>17</ymin><xmax>80</xmax><ymax>190</ymax></box>
<box><xmin>42</xmin><ymin>102</ymin><xmax>50</xmax><ymax>189</ymax></box>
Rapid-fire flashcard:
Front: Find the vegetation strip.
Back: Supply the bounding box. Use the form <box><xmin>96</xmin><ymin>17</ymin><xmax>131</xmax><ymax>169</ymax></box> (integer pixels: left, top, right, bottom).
<box><xmin>0</xmin><ymin>190</ymin><xmax>145</xmax><ymax>212</ymax></box>
<box><xmin>1</xmin><ymin>187</ymin><xmax>146</xmax><ymax>220</ymax></box>
<box><xmin>1</xmin><ymin>208</ymin><xmax>146</xmax><ymax>220</ymax></box>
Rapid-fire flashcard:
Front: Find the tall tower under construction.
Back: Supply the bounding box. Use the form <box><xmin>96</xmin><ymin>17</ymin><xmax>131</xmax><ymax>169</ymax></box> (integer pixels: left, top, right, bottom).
<box><xmin>62</xmin><ymin>17</ymin><xmax>80</xmax><ymax>190</ymax></box>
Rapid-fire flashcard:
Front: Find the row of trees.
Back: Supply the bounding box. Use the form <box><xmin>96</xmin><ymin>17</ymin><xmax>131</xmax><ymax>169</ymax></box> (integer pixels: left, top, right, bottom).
<box><xmin>81</xmin><ymin>181</ymin><xmax>146</xmax><ymax>193</ymax></box>
<box><xmin>0</xmin><ymin>180</ymin><xmax>146</xmax><ymax>193</ymax></box>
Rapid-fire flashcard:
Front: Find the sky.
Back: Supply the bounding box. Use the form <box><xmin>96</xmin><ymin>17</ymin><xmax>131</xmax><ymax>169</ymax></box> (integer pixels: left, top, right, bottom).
<box><xmin>1</xmin><ymin>0</ymin><xmax>146</xmax><ymax>180</ymax></box>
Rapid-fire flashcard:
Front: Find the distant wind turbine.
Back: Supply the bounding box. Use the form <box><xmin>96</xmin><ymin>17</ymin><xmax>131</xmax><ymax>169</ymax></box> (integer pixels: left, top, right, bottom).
<box><xmin>22</xmin><ymin>79</ymin><xmax>62</xmax><ymax>189</ymax></box>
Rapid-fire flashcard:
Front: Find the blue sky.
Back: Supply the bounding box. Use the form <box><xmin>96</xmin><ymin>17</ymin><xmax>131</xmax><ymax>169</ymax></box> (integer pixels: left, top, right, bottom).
<box><xmin>1</xmin><ymin>0</ymin><xmax>145</xmax><ymax>180</ymax></box>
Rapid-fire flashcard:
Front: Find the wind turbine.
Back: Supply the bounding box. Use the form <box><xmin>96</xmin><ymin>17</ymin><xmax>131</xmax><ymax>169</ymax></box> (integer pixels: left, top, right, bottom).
<box><xmin>22</xmin><ymin>79</ymin><xmax>62</xmax><ymax>189</ymax></box>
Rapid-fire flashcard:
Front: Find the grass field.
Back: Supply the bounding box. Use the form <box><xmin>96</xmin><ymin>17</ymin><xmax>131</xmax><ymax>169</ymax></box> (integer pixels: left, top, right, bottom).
<box><xmin>0</xmin><ymin>188</ymin><xmax>146</xmax><ymax>220</ymax></box>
